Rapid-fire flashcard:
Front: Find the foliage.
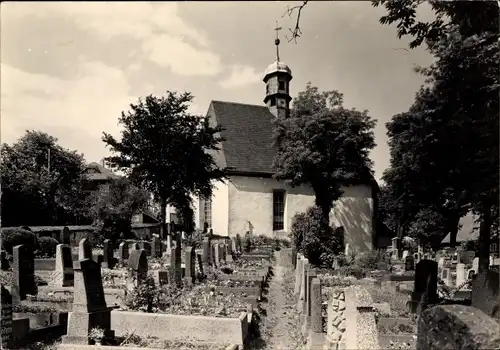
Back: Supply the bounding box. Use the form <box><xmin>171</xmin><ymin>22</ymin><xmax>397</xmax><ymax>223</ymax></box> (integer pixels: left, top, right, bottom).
<box><xmin>35</xmin><ymin>237</ymin><xmax>58</xmax><ymax>258</ymax></box>
<box><xmin>88</xmin><ymin>177</ymin><xmax>148</xmax><ymax>244</ymax></box>
<box><xmin>1</xmin><ymin>227</ymin><xmax>38</xmax><ymax>254</ymax></box>
<box><xmin>375</xmin><ymin>0</ymin><xmax>499</xmax><ymax>271</ymax></box>
<box><xmin>12</xmin><ymin>303</ymin><xmax>57</xmax><ymax>314</ymax></box>
<box><xmin>336</xmin><ymin>265</ymin><xmax>367</xmax><ymax>279</ymax></box>
<box><xmin>124</xmin><ymin>276</ymin><xmax>160</xmax><ymax>313</ymax></box>
<box><xmin>273</xmin><ymin>83</ymin><xmax>376</xmax><ymax>223</ymax></box>
<box><xmin>354</xmin><ymin>249</ymin><xmax>390</xmax><ymax>270</ymax></box>
<box><xmin>1</xmin><ymin>131</ymin><xmax>88</xmax><ymax>226</ymax></box>
<box><xmin>102</xmin><ymin>91</ymin><xmax>227</xmax><ymax>236</ymax></box>
<box><xmin>290</xmin><ymin>206</ymin><xmax>342</xmax><ymax>267</ymax></box>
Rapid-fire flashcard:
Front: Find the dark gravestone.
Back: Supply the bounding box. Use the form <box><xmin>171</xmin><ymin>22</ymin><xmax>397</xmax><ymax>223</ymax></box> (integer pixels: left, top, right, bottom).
<box><xmin>61</xmin><ymin>226</ymin><xmax>71</xmax><ymax>245</ymax></box>
<box><xmin>102</xmin><ymin>239</ymin><xmax>115</xmax><ymax>269</ymax></box>
<box><xmin>1</xmin><ymin>285</ymin><xmax>13</xmax><ymax>349</ymax></box>
<box><xmin>151</xmin><ymin>236</ymin><xmax>162</xmax><ymax>258</ymax></box>
<box><xmin>139</xmin><ymin>241</ymin><xmax>151</xmax><ymax>255</ymax></box>
<box><xmin>63</xmin><ymin>258</ymin><xmax>114</xmax><ymax>344</ymax></box>
<box><xmin>410</xmin><ymin>260</ymin><xmax>438</xmax><ymax>314</ymax></box>
<box><xmin>118</xmin><ymin>242</ymin><xmax>129</xmax><ymax>262</ymax></box>
<box><xmin>78</xmin><ymin>238</ymin><xmax>92</xmax><ymax>260</ymax></box>
<box><xmin>405</xmin><ymin>255</ymin><xmax>415</xmax><ymax>271</ymax></box>
<box><xmin>235</xmin><ymin>234</ymin><xmax>242</xmax><ymax>252</ymax></box>
<box><xmin>127</xmin><ymin>249</ymin><xmax>148</xmax><ymax>291</ymax></box>
<box><xmin>184</xmin><ymin>246</ymin><xmax>195</xmax><ymax>284</ymax></box>
<box><xmin>212</xmin><ymin>244</ymin><xmax>218</xmax><ymax>267</ymax></box>
<box><xmin>169</xmin><ymin>245</ymin><xmax>182</xmax><ymax>286</ymax></box>
<box><xmin>1</xmin><ymin>251</ymin><xmax>9</xmax><ymax>271</ymax></box>
<box><xmin>12</xmin><ymin>244</ymin><xmax>36</xmax><ymax>301</ymax></box>
<box><xmin>202</xmin><ymin>237</ymin><xmax>210</xmax><ymax>270</ymax></box>
<box><xmin>417</xmin><ymin>304</ymin><xmax>500</xmax><ymax>350</ymax></box>
<box><xmin>471</xmin><ymin>269</ymin><xmax>499</xmax><ymax>318</ymax></box>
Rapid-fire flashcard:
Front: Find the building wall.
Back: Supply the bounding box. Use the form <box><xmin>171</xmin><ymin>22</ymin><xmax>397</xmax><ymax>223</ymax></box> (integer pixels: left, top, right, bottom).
<box><xmin>224</xmin><ymin>175</ymin><xmax>375</xmax><ymax>253</ymax></box>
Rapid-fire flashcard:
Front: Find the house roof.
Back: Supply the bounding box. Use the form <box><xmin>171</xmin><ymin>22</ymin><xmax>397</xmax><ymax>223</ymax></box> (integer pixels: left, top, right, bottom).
<box><xmin>207</xmin><ymin>100</ymin><xmax>378</xmax><ymax>189</ymax></box>
<box><xmin>85</xmin><ymin>162</ymin><xmax>121</xmax><ymax>181</ymax></box>
<box><xmin>209</xmin><ymin>101</ymin><xmax>277</xmax><ymax>174</ymax></box>
<box><xmin>441</xmin><ymin>213</ymin><xmax>480</xmax><ymax>244</ymax></box>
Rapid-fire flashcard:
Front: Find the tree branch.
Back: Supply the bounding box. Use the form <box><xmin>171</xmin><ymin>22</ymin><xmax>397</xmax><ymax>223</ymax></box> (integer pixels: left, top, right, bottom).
<box><xmin>282</xmin><ymin>1</ymin><xmax>309</xmax><ymax>43</ymax></box>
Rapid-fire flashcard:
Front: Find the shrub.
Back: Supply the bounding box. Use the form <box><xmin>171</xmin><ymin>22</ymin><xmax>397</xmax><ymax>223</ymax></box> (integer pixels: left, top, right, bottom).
<box><xmin>354</xmin><ymin>250</ymin><xmax>389</xmax><ymax>270</ymax></box>
<box><xmin>35</xmin><ymin>237</ymin><xmax>59</xmax><ymax>258</ymax></box>
<box><xmin>1</xmin><ymin>227</ymin><xmax>38</xmax><ymax>254</ymax></box>
<box><xmin>290</xmin><ymin>206</ymin><xmax>343</xmax><ymax>267</ymax></box>
<box><xmin>337</xmin><ymin>265</ymin><xmax>366</xmax><ymax>279</ymax></box>
<box><xmin>124</xmin><ymin>276</ymin><xmax>160</xmax><ymax>312</ymax></box>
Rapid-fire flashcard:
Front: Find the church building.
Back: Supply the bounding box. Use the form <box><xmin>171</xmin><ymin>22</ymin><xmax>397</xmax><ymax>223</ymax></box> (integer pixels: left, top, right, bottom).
<box><xmin>172</xmin><ymin>30</ymin><xmax>381</xmax><ymax>253</ymax></box>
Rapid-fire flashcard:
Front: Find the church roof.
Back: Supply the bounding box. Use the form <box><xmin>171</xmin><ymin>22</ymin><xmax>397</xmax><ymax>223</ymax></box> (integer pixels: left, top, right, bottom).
<box><xmin>208</xmin><ymin>100</ymin><xmax>276</xmax><ymax>175</ymax></box>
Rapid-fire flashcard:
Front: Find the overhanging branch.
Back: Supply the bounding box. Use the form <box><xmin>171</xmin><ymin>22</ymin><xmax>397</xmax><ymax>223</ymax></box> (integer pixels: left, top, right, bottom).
<box><xmin>282</xmin><ymin>1</ymin><xmax>309</xmax><ymax>43</ymax></box>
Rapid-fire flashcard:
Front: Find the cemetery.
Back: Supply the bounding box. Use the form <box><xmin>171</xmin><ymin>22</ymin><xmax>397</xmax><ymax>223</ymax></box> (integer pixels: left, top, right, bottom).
<box><xmin>1</xmin><ymin>226</ymin><xmax>500</xmax><ymax>349</ymax></box>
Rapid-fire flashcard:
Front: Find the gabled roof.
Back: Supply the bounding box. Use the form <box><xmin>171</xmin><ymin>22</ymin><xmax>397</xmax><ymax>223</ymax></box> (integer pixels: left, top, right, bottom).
<box><xmin>208</xmin><ymin>101</ymin><xmax>276</xmax><ymax>175</ymax></box>
<box><xmin>85</xmin><ymin>162</ymin><xmax>121</xmax><ymax>181</ymax></box>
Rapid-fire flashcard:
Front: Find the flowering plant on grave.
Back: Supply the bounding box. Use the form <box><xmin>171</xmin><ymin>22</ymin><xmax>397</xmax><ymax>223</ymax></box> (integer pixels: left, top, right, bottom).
<box><xmin>89</xmin><ymin>327</ymin><xmax>105</xmax><ymax>342</ymax></box>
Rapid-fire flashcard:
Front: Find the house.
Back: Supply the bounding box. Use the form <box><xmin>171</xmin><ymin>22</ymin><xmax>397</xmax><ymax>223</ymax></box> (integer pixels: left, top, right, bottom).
<box><xmin>84</xmin><ymin>161</ymin><xmax>159</xmax><ymax>225</ymax></box>
<box><xmin>172</xmin><ymin>37</ymin><xmax>379</xmax><ymax>253</ymax></box>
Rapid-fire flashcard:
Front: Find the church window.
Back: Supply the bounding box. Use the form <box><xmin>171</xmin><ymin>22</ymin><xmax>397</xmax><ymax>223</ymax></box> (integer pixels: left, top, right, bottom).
<box><xmin>278</xmin><ymin>80</ymin><xmax>285</xmax><ymax>91</ymax></box>
<box><xmin>273</xmin><ymin>190</ymin><xmax>285</xmax><ymax>231</ymax></box>
<box><xmin>270</xmin><ymin>98</ymin><xmax>276</xmax><ymax>107</ymax></box>
<box><xmin>199</xmin><ymin>197</ymin><xmax>212</xmax><ymax>228</ymax></box>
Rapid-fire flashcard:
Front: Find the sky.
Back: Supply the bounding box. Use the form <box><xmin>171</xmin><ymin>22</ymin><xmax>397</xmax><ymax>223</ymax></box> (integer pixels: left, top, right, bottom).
<box><xmin>1</xmin><ymin>2</ymin><xmax>435</xmax><ymax>182</ymax></box>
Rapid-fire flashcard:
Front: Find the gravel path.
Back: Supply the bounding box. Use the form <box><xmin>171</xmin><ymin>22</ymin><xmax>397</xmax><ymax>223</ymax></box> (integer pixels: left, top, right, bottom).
<box><xmin>266</xmin><ymin>260</ymin><xmax>290</xmax><ymax>349</ymax></box>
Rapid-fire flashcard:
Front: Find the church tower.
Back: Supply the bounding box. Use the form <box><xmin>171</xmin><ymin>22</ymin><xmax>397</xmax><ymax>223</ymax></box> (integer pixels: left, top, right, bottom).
<box><xmin>263</xmin><ymin>22</ymin><xmax>292</xmax><ymax>119</ymax></box>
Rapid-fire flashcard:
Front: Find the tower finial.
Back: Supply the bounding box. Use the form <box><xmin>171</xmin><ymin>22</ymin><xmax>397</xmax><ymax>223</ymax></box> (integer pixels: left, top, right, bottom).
<box><xmin>274</xmin><ymin>20</ymin><xmax>282</xmax><ymax>62</ymax></box>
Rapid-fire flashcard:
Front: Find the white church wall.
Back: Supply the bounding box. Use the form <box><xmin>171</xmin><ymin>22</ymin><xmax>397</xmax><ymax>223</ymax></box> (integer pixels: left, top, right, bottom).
<box><xmin>211</xmin><ymin>180</ymin><xmax>229</xmax><ymax>236</ymax></box>
<box><xmin>227</xmin><ymin>175</ymin><xmax>374</xmax><ymax>253</ymax></box>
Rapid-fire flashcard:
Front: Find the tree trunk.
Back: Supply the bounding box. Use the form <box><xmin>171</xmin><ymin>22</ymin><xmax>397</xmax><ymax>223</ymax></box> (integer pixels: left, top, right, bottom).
<box><xmin>478</xmin><ymin>201</ymin><xmax>492</xmax><ymax>273</ymax></box>
<box><xmin>447</xmin><ymin>214</ymin><xmax>461</xmax><ymax>248</ymax></box>
<box><xmin>160</xmin><ymin>198</ymin><xmax>167</xmax><ymax>240</ymax></box>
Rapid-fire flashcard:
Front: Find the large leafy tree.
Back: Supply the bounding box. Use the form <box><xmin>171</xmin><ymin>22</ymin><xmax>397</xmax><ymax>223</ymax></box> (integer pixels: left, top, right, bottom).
<box><xmin>89</xmin><ymin>177</ymin><xmax>149</xmax><ymax>243</ymax></box>
<box><xmin>102</xmin><ymin>91</ymin><xmax>227</xmax><ymax>237</ymax></box>
<box><xmin>374</xmin><ymin>0</ymin><xmax>499</xmax><ymax>271</ymax></box>
<box><xmin>272</xmin><ymin>83</ymin><xmax>377</xmax><ymax>224</ymax></box>
<box><xmin>1</xmin><ymin>131</ymin><xmax>87</xmax><ymax>226</ymax></box>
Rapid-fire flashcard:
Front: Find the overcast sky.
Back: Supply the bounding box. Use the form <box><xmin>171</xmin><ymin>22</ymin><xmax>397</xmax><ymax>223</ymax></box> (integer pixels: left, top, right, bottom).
<box><xmin>1</xmin><ymin>2</ymin><xmax>435</xmax><ymax>181</ymax></box>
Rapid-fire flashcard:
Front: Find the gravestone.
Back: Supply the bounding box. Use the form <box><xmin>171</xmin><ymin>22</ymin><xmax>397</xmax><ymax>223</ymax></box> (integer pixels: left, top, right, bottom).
<box><xmin>467</xmin><ymin>269</ymin><xmax>476</xmax><ymax>280</ymax></box>
<box><xmin>118</xmin><ymin>242</ymin><xmax>129</xmax><ymax>262</ymax></box>
<box><xmin>61</xmin><ymin>226</ymin><xmax>71</xmax><ymax>245</ymax></box>
<box><xmin>153</xmin><ymin>270</ymin><xmax>169</xmax><ymax>287</ymax></box>
<box><xmin>455</xmin><ymin>263</ymin><xmax>466</xmax><ymax>288</ymax></box>
<box><xmin>472</xmin><ymin>257</ymin><xmax>479</xmax><ymax>272</ymax></box>
<box><xmin>298</xmin><ymin>258</ymin><xmax>309</xmax><ymax>312</ymax></box>
<box><xmin>414</xmin><ymin>252</ymin><xmax>421</xmax><ymax>265</ymax></box>
<box><xmin>235</xmin><ymin>234</ymin><xmax>242</xmax><ymax>252</ymax></box>
<box><xmin>127</xmin><ymin>249</ymin><xmax>148</xmax><ymax>291</ymax></box>
<box><xmin>151</xmin><ymin>236</ymin><xmax>162</xmax><ymax>258</ymax></box>
<box><xmin>410</xmin><ymin>260</ymin><xmax>438</xmax><ymax>314</ymax></box>
<box><xmin>184</xmin><ymin>246</ymin><xmax>195</xmax><ymax>284</ymax></box>
<box><xmin>62</xmin><ymin>258</ymin><xmax>114</xmax><ymax>345</ymax></box>
<box><xmin>78</xmin><ymin>238</ymin><xmax>92</xmax><ymax>260</ymax></box>
<box><xmin>441</xmin><ymin>268</ymin><xmax>451</xmax><ymax>287</ymax></box>
<box><xmin>405</xmin><ymin>255</ymin><xmax>415</xmax><ymax>271</ymax></box>
<box><xmin>219</xmin><ymin>243</ymin><xmax>226</xmax><ymax>264</ymax></box>
<box><xmin>402</xmin><ymin>250</ymin><xmax>409</xmax><ymax>261</ymax></box>
<box><xmin>1</xmin><ymin>251</ymin><xmax>9</xmax><ymax>271</ymax></box>
<box><xmin>196</xmin><ymin>253</ymin><xmax>204</xmax><ymax>276</ymax></box>
<box><xmin>471</xmin><ymin>269</ymin><xmax>499</xmax><ymax>318</ymax></box>
<box><xmin>12</xmin><ymin>244</ymin><xmax>36</xmax><ymax>301</ymax></box>
<box><xmin>304</xmin><ymin>267</ymin><xmax>317</xmax><ymax>332</ymax></box>
<box><xmin>55</xmin><ymin>244</ymin><xmax>74</xmax><ymax>287</ymax></box>
<box><xmin>166</xmin><ymin>235</ymin><xmax>173</xmax><ymax>251</ymax></box>
<box><xmin>139</xmin><ymin>241</ymin><xmax>151</xmax><ymax>255</ymax></box>
<box><xmin>212</xmin><ymin>244</ymin><xmax>219</xmax><ymax>267</ymax></box>
<box><xmin>169</xmin><ymin>247</ymin><xmax>182</xmax><ymax>286</ymax></box>
<box><xmin>202</xmin><ymin>237</ymin><xmax>210</xmax><ymax>270</ymax></box>
<box><xmin>174</xmin><ymin>236</ymin><xmax>182</xmax><ymax>281</ymax></box>
<box><xmin>310</xmin><ymin>278</ymin><xmax>322</xmax><ymax>333</ymax></box>
<box><xmin>102</xmin><ymin>239</ymin><xmax>115</xmax><ymax>269</ymax></box>
<box><xmin>1</xmin><ymin>285</ymin><xmax>13</xmax><ymax>349</ymax></box>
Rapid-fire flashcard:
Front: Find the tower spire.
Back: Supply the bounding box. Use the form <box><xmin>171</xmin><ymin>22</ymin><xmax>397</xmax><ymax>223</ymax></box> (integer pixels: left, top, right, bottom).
<box><xmin>274</xmin><ymin>20</ymin><xmax>282</xmax><ymax>62</ymax></box>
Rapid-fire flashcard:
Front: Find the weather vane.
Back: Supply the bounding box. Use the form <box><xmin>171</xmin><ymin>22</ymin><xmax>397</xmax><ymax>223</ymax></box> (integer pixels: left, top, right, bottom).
<box><xmin>274</xmin><ymin>20</ymin><xmax>282</xmax><ymax>62</ymax></box>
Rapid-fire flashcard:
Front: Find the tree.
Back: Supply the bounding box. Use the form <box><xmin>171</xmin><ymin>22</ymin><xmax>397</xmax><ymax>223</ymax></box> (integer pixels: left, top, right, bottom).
<box><xmin>1</xmin><ymin>131</ymin><xmax>87</xmax><ymax>226</ymax></box>
<box><xmin>89</xmin><ymin>177</ymin><xmax>149</xmax><ymax>243</ymax></box>
<box><xmin>102</xmin><ymin>91</ymin><xmax>227</xmax><ymax>237</ymax></box>
<box><xmin>375</xmin><ymin>0</ymin><xmax>499</xmax><ymax>271</ymax></box>
<box><xmin>272</xmin><ymin>83</ymin><xmax>377</xmax><ymax>224</ymax></box>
